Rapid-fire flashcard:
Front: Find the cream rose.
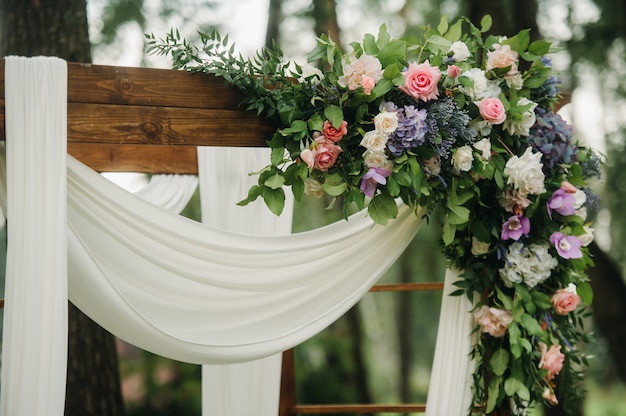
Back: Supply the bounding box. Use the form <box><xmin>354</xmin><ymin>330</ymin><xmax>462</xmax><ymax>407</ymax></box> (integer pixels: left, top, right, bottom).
<box><xmin>360</xmin><ymin>130</ymin><xmax>388</xmax><ymax>153</ymax></box>
<box><xmin>486</xmin><ymin>43</ymin><xmax>519</xmax><ymax>75</ymax></box>
<box><xmin>474</xmin><ymin>305</ymin><xmax>513</xmax><ymax>337</ymax></box>
<box><xmin>363</xmin><ymin>150</ymin><xmax>393</xmax><ymax>170</ymax></box>
<box><xmin>338</xmin><ymin>54</ymin><xmax>384</xmax><ymax>91</ymax></box>
<box><xmin>503</xmin><ymin>147</ymin><xmax>546</xmax><ymax>196</ymax></box>
<box><xmin>374</xmin><ymin>111</ymin><xmax>399</xmax><ymax>134</ymax></box>
<box><xmin>504</xmin><ymin>98</ymin><xmax>538</xmax><ymax>137</ymax></box>
<box><xmin>473</xmin><ymin>138</ymin><xmax>492</xmax><ymax>161</ymax></box>
<box><xmin>449</xmin><ymin>40</ymin><xmax>470</xmax><ymax>61</ymax></box>
<box><xmin>471</xmin><ymin>237</ymin><xmax>490</xmax><ymax>255</ymax></box>
<box><xmin>459</xmin><ymin>68</ymin><xmax>501</xmax><ymax>100</ymax></box>
<box><xmin>452</xmin><ymin>145</ymin><xmax>474</xmax><ymax>172</ymax></box>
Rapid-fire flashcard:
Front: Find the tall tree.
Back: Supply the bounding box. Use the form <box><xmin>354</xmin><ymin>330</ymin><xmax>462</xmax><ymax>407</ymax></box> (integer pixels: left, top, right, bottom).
<box><xmin>0</xmin><ymin>1</ymin><xmax>126</xmax><ymax>415</ymax></box>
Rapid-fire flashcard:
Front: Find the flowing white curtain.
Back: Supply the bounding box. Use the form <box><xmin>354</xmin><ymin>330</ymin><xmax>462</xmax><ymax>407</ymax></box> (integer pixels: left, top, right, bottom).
<box><xmin>1</xmin><ymin>56</ymin><xmax>68</xmax><ymax>416</ymax></box>
<box><xmin>197</xmin><ymin>146</ymin><xmax>293</xmax><ymax>416</ymax></box>
<box><xmin>1</xmin><ymin>56</ymin><xmax>476</xmax><ymax>415</ymax></box>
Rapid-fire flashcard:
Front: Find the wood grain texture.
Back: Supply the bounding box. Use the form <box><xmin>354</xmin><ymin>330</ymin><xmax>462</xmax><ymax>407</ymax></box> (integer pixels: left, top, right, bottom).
<box><xmin>1</xmin><ymin>61</ymin><xmax>275</xmax><ymax>172</ymax></box>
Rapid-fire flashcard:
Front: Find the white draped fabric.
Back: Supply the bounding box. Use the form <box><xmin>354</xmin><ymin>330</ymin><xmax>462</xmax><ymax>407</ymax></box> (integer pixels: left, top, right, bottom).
<box><xmin>1</xmin><ymin>56</ymin><xmax>68</xmax><ymax>416</ymax></box>
<box><xmin>425</xmin><ymin>268</ymin><xmax>476</xmax><ymax>416</ymax></box>
<box><xmin>197</xmin><ymin>146</ymin><xmax>293</xmax><ymax>416</ymax></box>
<box><xmin>1</xmin><ymin>56</ymin><xmax>475</xmax><ymax>415</ymax></box>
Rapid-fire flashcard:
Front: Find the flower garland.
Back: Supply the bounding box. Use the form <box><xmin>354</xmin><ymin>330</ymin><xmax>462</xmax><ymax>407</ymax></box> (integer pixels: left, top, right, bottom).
<box><xmin>148</xmin><ymin>15</ymin><xmax>602</xmax><ymax>415</ymax></box>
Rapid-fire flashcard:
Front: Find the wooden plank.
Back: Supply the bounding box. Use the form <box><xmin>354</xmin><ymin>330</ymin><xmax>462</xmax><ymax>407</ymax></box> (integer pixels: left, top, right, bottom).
<box><xmin>66</xmin><ymin>102</ymin><xmax>271</xmax><ymax>147</ymax></box>
<box><xmin>67</xmin><ymin>143</ymin><xmax>199</xmax><ymax>174</ymax></box>
<box><xmin>0</xmin><ymin>61</ymin><xmax>247</xmax><ymax>108</ymax></box>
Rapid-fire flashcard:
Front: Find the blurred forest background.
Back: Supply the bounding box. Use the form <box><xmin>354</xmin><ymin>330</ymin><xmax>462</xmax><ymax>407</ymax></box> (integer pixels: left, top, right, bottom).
<box><xmin>1</xmin><ymin>0</ymin><xmax>626</xmax><ymax>415</ymax></box>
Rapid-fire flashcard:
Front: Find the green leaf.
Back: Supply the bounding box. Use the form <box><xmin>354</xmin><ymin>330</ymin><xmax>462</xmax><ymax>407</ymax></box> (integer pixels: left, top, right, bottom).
<box><xmin>324</xmin><ymin>105</ymin><xmax>344</xmax><ymax>128</ymax></box>
<box><xmin>368</xmin><ymin>194</ymin><xmax>398</xmax><ymax>225</ymax></box>
<box><xmin>528</xmin><ymin>39</ymin><xmax>551</xmax><ymax>56</ymax></box>
<box><xmin>442</xmin><ymin>220</ymin><xmax>456</xmax><ymax>246</ymax></box>
<box><xmin>280</xmin><ymin>120</ymin><xmax>307</xmax><ymax>135</ymax></box>
<box><xmin>520</xmin><ymin>313</ymin><xmax>543</xmax><ymax>336</ymax></box>
<box><xmin>371</xmin><ymin>78</ymin><xmax>393</xmax><ymax>98</ymax></box>
<box><xmin>271</xmin><ymin>147</ymin><xmax>285</xmax><ymax>166</ymax></box>
<box><xmin>447</xmin><ymin>205</ymin><xmax>470</xmax><ymax>225</ymax></box>
<box><xmin>444</xmin><ymin>19</ymin><xmax>463</xmax><ymax>42</ymax></box>
<box><xmin>261</xmin><ymin>186</ymin><xmax>285</xmax><ymax>216</ymax></box>
<box><xmin>577</xmin><ymin>281</ymin><xmax>594</xmax><ymax>305</ymax></box>
<box><xmin>480</xmin><ymin>15</ymin><xmax>493</xmax><ymax>32</ymax></box>
<box><xmin>237</xmin><ymin>184</ymin><xmax>262</xmax><ymax>207</ymax></box>
<box><xmin>322</xmin><ymin>181</ymin><xmax>348</xmax><ymax>196</ymax></box>
<box><xmin>437</xmin><ymin>15</ymin><xmax>448</xmax><ymax>35</ymax></box>
<box><xmin>377</xmin><ymin>40</ymin><xmax>406</xmax><ymax>67</ymax></box>
<box><xmin>490</xmin><ymin>349</ymin><xmax>510</xmax><ymax>376</ymax></box>
<box><xmin>486</xmin><ymin>377</ymin><xmax>501</xmax><ymax>413</ymax></box>
<box><xmin>426</xmin><ymin>34</ymin><xmax>452</xmax><ymax>52</ymax></box>
<box><xmin>264</xmin><ymin>173</ymin><xmax>285</xmax><ymax>190</ymax></box>
<box><xmin>362</xmin><ymin>33</ymin><xmax>378</xmax><ymax>55</ymax></box>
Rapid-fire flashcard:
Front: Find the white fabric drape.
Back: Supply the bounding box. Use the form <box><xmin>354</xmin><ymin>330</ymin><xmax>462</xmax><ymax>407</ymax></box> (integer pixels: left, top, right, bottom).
<box><xmin>425</xmin><ymin>268</ymin><xmax>476</xmax><ymax>415</ymax></box>
<box><xmin>133</xmin><ymin>174</ymin><xmax>198</xmax><ymax>214</ymax></box>
<box><xmin>1</xmin><ymin>56</ymin><xmax>68</xmax><ymax>416</ymax></box>
<box><xmin>197</xmin><ymin>146</ymin><xmax>293</xmax><ymax>416</ymax></box>
<box><xmin>66</xmin><ymin>154</ymin><xmax>424</xmax><ymax>363</ymax></box>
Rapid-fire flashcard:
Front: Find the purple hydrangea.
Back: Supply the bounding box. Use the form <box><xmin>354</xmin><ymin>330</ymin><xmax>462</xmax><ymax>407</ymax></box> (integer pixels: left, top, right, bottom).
<box><xmin>386</xmin><ymin>104</ymin><xmax>429</xmax><ymax>156</ymax></box>
<box><xmin>528</xmin><ymin>108</ymin><xmax>578</xmax><ymax>175</ymax></box>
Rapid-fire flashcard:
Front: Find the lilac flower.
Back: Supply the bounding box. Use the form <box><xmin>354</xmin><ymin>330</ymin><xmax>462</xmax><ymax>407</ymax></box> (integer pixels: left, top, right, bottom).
<box><xmin>529</xmin><ymin>108</ymin><xmax>577</xmax><ymax>175</ymax></box>
<box><xmin>549</xmin><ymin>232</ymin><xmax>583</xmax><ymax>259</ymax></box>
<box><xmin>547</xmin><ymin>188</ymin><xmax>576</xmax><ymax>218</ymax></box>
<box><xmin>386</xmin><ymin>104</ymin><xmax>428</xmax><ymax>156</ymax></box>
<box><xmin>360</xmin><ymin>167</ymin><xmax>391</xmax><ymax>198</ymax></box>
<box><xmin>501</xmin><ymin>215</ymin><xmax>531</xmax><ymax>241</ymax></box>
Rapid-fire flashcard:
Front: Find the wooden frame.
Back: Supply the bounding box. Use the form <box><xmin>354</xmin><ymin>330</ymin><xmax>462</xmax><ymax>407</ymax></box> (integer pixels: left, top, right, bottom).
<box><xmin>0</xmin><ymin>61</ymin><xmax>275</xmax><ymax>173</ymax></box>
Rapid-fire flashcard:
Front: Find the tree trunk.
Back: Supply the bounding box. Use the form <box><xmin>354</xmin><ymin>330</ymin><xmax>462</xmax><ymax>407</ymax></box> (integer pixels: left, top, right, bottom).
<box><xmin>311</xmin><ymin>0</ymin><xmax>342</xmax><ymax>51</ymax></box>
<box><xmin>265</xmin><ymin>0</ymin><xmax>283</xmax><ymax>49</ymax></box>
<box><xmin>0</xmin><ymin>1</ymin><xmax>126</xmax><ymax>415</ymax></box>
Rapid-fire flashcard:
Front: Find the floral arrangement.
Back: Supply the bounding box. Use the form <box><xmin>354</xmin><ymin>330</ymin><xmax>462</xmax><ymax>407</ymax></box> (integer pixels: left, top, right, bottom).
<box><xmin>147</xmin><ymin>15</ymin><xmax>602</xmax><ymax>415</ymax></box>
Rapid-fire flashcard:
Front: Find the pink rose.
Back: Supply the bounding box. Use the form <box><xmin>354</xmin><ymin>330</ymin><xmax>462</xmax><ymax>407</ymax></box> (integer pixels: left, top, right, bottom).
<box><xmin>474</xmin><ymin>305</ymin><xmax>513</xmax><ymax>338</ymax></box>
<box><xmin>322</xmin><ymin>120</ymin><xmax>348</xmax><ymax>142</ymax></box>
<box><xmin>300</xmin><ymin>148</ymin><xmax>315</xmax><ymax>168</ymax></box>
<box><xmin>539</xmin><ymin>342</ymin><xmax>565</xmax><ymax>381</ymax></box>
<box><xmin>400</xmin><ymin>60</ymin><xmax>441</xmax><ymax>102</ymax></box>
<box><xmin>313</xmin><ymin>139</ymin><xmax>342</xmax><ymax>171</ymax></box>
<box><xmin>447</xmin><ymin>65</ymin><xmax>461</xmax><ymax>78</ymax></box>
<box><xmin>479</xmin><ymin>97</ymin><xmax>506</xmax><ymax>124</ymax></box>
<box><xmin>551</xmin><ymin>287</ymin><xmax>581</xmax><ymax>315</ymax></box>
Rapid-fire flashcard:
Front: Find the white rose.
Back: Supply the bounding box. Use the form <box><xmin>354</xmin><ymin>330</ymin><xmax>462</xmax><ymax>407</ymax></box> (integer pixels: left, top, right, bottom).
<box><xmin>504</xmin><ymin>98</ymin><xmax>538</xmax><ymax>137</ymax></box>
<box><xmin>359</xmin><ymin>130</ymin><xmax>388</xmax><ymax>152</ymax></box>
<box><xmin>471</xmin><ymin>237</ymin><xmax>490</xmax><ymax>256</ymax></box>
<box><xmin>459</xmin><ymin>68</ymin><xmax>501</xmax><ymax>100</ymax></box>
<box><xmin>449</xmin><ymin>41</ymin><xmax>471</xmax><ymax>61</ymax></box>
<box><xmin>363</xmin><ymin>150</ymin><xmax>393</xmax><ymax>170</ymax></box>
<box><xmin>504</xmin><ymin>147</ymin><xmax>546</xmax><ymax>196</ymax></box>
<box><xmin>452</xmin><ymin>145</ymin><xmax>474</xmax><ymax>172</ymax></box>
<box><xmin>374</xmin><ymin>111</ymin><xmax>398</xmax><ymax>134</ymax></box>
<box><xmin>298</xmin><ymin>63</ymin><xmax>323</xmax><ymax>83</ymax></box>
<box><xmin>579</xmin><ymin>225</ymin><xmax>595</xmax><ymax>247</ymax></box>
<box><xmin>473</xmin><ymin>138</ymin><xmax>492</xmax><ymax>161</ymax></box>
<box><xmin>573</xmin><ymin>189</ymin><xmax>587</xmax><ymax>209</ymax></box>
<box><xmin>505</xmin><ymin>73</ymin><xmax>524</xmax><ymax>90</ymax></box>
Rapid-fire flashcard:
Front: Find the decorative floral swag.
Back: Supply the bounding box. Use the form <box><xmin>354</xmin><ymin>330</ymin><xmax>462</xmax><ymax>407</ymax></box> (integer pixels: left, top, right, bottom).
<box><xmin>147</xmin><ymin>14</ymin><xmax>603</xmax><ymax>415</ymax></box>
